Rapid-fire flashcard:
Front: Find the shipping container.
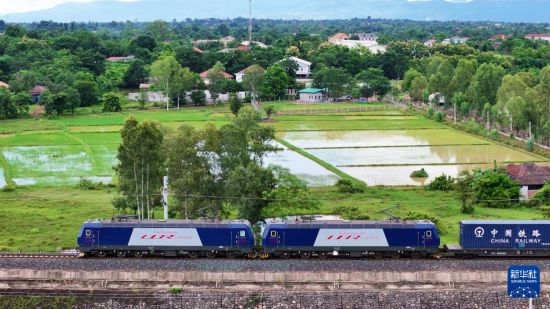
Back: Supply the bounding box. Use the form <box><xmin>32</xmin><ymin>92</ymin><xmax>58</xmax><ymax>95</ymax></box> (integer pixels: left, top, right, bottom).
<box><xmin>460</xmin><ymin>220</ymin><xmax>550</xmax><ymax>250</ymax></box>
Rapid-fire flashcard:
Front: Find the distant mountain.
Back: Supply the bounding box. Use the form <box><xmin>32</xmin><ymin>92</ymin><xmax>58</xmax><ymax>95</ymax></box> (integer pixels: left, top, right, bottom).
<box><xmin>1</xmin><ymin>0</ymin><xmax>550</xmax><ymax>23</ymax></box>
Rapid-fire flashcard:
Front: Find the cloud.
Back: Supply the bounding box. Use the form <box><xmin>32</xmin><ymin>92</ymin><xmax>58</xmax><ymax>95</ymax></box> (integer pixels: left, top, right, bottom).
<box><xmin>0</xmin><ymin>0</ymin><xmax>140</xmax><ymax>15</ymax></box>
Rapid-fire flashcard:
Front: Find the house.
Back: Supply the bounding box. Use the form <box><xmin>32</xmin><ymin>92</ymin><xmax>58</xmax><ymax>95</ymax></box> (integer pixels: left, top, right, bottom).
<box><xmin>200</xmin><ymin>68</ymin><xmax>233</xmax><ymax>85</ymax></box>
<box><xmin>235</xmin><ymin>45</ymin><xmax>251</xmax><ymax>52</ymax></box>
<box><xmin>328</xmin><ymin>33</ymin><xmax>350</xmax><ymax>42</ymax></box>
<box><xmin>193</xmin><ymin>47</ymin><xmax>205</xmax><ymax>54</ymax></box>
<box><xmin>442</xmin><ymin>37</ymin><xmax>469</xmax><ymax>45</ymax></box>
<box><xmin>506</xmin><ymin>163</ymin><xmax>550</xmax><ymax>200</ymax></box>
<box><xmin>424</xmin><ymin>39</ymin><xmax>437</xmax><ymax>47</ymax></box>
<box><xmin>281</xmin><ymin>56</ymin><xmax>312</xmax><ymax>78</ymax></box>
<box><xmin>525</xmin><ymin>33</ymin><xmax>550</xmax><ymax>42</ymax></box>
<box><xmin>240</xmin><ymin>41</ymin><xmax>268</xmax><ymax>49</ymax></box>
<box><xmin>106</xmin><ymin>55</ymin><xmax>135</xmax><ymax>62</ymax></box>
<box><xmin>220</xmin><ymin>36</ymin><xmax>236</xmax><ymax>46</ymax></box>
<box><xmin>235</xmin><ymin>65</ymin><xmax>264</xmax><ymax>83</ymax></box>
<box><xmin>129</xmin><ymin>91</ymin><xmax>169</xmax><ymax>103</ymax></box>
<box><xmin>30</xmin><ymin>85</ymin><xmax>48</xmax><ymax>103</ymax></box>
<box><xmin>298</xmin><ymin>88</ymin><xmax>327</xmax><ymax>103</ymax></box>
<box><xmin>490</xmin><ymin>34</ymin><xmax>508</xmax><ymax>41</ymax></box>
<box><xmin>0</xmin><ymin>81</ymin><xmax>10</xmax><ymax>89</ymax></box>
<box><xmin>356</xmin><ymin>33</ymin><xmax>377</xmax><ymax>41</ymax></box>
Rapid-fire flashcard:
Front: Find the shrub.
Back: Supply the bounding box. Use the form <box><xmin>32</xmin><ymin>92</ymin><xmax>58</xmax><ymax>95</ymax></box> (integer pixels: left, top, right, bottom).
<box><xmin>1</xmin><ymin>185</ymin><xmax>16</xmax><ymax>192</ymax></box>
<box><xmin>410</xmin><ymin>168</ymin><xmax>428</xmax><ymax>178</ymax></box>
<box><xmin>487</xmin><ymin>129</ymin><xmax>500</xmax><ymax>141</ymax></box>
<box><xmin>333</xmin><ymin>205</ymin><xmax>371</xmax><ymax>220</ymax></box>
<box><xmin>78</xmin><ymin>177</ymin><xmax>103</xmax><ymax>190</ymax></box>
<box><xmin>265</xmin><ymin>105</ymin><xmax>275</xmax><ymax>119</ymax></box>
<box><xmin>526</xmin><ymin>138</ymin><xmax>535</xmax><ymax>152</ymax></box>
<box><xmin>530</xmin><ymin>182</ymin><xmax>550</xmax><ymax>208</ymax></box>
<box><xmin>470</xmin><ymin>168</ymin><xmax>520</xmax><ymax>208</ymax></box>
<box><xmin>426</xmin><ymin>106</ymin><xmax>434</xmax><ymax>119</ymax></box>
<box><xmin>463</xmin><ymin>119</ymin><xmax>484</xmax><ymax>135</ymax></box>
<box><xmin>229</xmin><ymin>93</ymin><xmax>243</xmax><ymax>115</ymax></box>
<box><xmin>403</xmin><ymin>211</ymin><xmax>445</xmax><ymax>234</ymax></box>
<box><xmin>102</xmin><ymin>92</ymin><xmax>122</xmax><ymax>112</ymax></box>
<box><xmin>170</xmin><ymin>287</ymin><xmax>183</xmax><ymax>294</ymax></box>
<box><xmin>434</xmin><ymin>111</ymin><xmax>444</xmax><ymax>122</ymax></box>
<box><xmin>336</xmin><ymin>179</ymin><xmax>366</xmax><ymax>194</ymax></box>
<box><xmin>427</xmin><ymin>174</ymin><xmax>455</xmax><ymax>191</ymax></box>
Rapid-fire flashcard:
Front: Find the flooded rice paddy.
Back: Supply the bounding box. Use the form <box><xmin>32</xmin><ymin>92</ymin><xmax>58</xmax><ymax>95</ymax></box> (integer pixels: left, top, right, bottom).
<box><xmin>0</xmin><ymin>168</ymin><xmax>6</xmax><ymax>188</ymax></box>
<box><xmin>280</xmin><ymin>130</ymin><xmax>548</xmax><ymax>186</ymax></box>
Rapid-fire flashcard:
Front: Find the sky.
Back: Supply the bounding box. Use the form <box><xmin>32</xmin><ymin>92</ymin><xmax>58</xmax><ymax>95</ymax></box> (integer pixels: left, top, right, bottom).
<box><xmin>0</xmin><ymin>0</ymin><xmax>549</xmax><ymax>22</ymax></box>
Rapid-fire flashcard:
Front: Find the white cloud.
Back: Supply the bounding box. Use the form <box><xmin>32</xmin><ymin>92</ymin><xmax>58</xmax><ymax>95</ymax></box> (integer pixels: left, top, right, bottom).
<box><xmin>0</xmin><ymin>0</ymin><xmax>140</xmax><ymax>15</ymax></box>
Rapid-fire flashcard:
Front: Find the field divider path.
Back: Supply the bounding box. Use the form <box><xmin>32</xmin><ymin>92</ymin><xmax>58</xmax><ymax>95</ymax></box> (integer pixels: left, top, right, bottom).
<box><xmin>336</xmin><ymin>161</ymin><xmax>549</xmax><ymax>168</ymax></box>
<box><xmin>61</xmin><ymin>132</ymin><xmax>97</xmax><ymax>175</ymax></box>
<box><xmin>0</xmin><ymin>147</ymin><xmax>15</xmax><ymax>186</ymax></box>
<box><xmin>275</xmin><ymin>138</ymin><xmax>360</xmax><ymax>183</ymax></box>
<box><xmin>302</xmin><ymin>143</ymin><xmax>492</xmax><ymax>150</ymax></box>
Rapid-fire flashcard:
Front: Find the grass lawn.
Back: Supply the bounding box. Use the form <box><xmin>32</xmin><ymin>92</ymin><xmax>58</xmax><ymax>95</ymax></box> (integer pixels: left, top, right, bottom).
<box><xmin>0</xmin><ymin>186</ymin><xmax>544</xmax><ymax>251</ymax></box>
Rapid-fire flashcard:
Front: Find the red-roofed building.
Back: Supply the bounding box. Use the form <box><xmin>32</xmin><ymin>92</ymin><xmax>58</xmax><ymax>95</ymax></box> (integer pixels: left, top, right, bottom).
<box><xmin>506</xmin><ymin>163</ymin><xmax>550</xmax><ymax>200</ymax></box>
<box><xmin>490</xmin><ymin>34</ymin><xmax>508</xmax><ymax>41</ymax></box>
<box><xmin>525</xmin><ymin>33</ymin><xmax>550</xmax><ymax>42</ymax></box>
<box><xmin>30</xmin><ymin>85</ymin><xmax>48</xmax><ymax>103</ymax></box>
<box><xmin>235</xmin><ymin>45</ymin><xmax>250</xmax><ymax>52</ymax></box>
<box><xmin>200</xmin><ymin>69</ymin><xmax>233</xmax><ymax>85</ymax></box>
<box><xmin>328</xmin><ymin>33</ymin><xmax>350</xmax><ymax>42</ymax></box>
<box><xmin>0</xmin><ymin>81</ymin><xmax>10</xmax><ymax>89</ymax></box>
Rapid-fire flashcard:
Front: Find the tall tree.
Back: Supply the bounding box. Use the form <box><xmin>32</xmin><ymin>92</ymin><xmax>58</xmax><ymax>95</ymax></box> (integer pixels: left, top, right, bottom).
<box><xmin>261</xmin><ymin>64</ymin><xmax>289</xmax><ymax>100</ymax></box>
<box><xmin>469</xmin><ymin>63</ymin><xmax>505</xmax><ymax>111</ymax></box>
<box><xmin>170</xmin><ymin>68</ymin><xmax>197</xmax><ymax>109</ymax></box>
<box><xmin>242</xmin><ymin>65</ymin><xmax>265</xmax><ymax>106</ymax></box>
<box><xmin>207</xmin><ymin>62</ymin><xmax>228</xmax><ymax>105</ymax></box>
<box><xmin>313</xmin><ymin>66</ymin><xmax>351</xmax><ymax>100</ymax></box>
<box><xmin>151</xmin><ymin>53</ymin><xmax>181</xmax><ymax>110</ymax></box>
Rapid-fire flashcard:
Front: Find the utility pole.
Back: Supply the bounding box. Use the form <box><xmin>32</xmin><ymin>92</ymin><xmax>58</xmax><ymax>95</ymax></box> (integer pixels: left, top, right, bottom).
<box><xmin>163</xmin><ymin>176</ymin><xmax>169</xmax><ymax>220</ymax></box>
<box><xmin>248</xmin><ymin>0</ymin><xmax>253</xmax><ymax>43</ymax></box>
<box><xmin>453</xmin><ymin>101</ymin><xmax>457</xmax><ymax>124</ymax></box>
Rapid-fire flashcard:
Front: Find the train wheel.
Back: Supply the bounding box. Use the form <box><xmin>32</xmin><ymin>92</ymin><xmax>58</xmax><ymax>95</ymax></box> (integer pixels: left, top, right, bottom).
<box><xmin>411</xmin><ymin>252</ymin><xmax>427</xmax><ymax>259</ymax></box>
<box><xmin>317</xmin><ymin>252</ymin><xmax>328</xmax><ymax>259</ymax></box>
<box><xmin>300</xmin><ymin>252</ymin><xmax>311</xmax><ymax>259</ymax></box>
<box><xmin>133</xmin><ymin>251</ymin><xmax>143</xmax><ymax>258</ymax></box>
<box><xmin>281</xmin><ymin>251</ymin><xmax>291</xmax><ymax>259</ymax></box>
<box><xmin>97</xmin><ymin>251</ymin><xmax>107</xmax><ymax>258</ymax></box>
<box><xmin>227</xmin><ymin>252</ymin><xmax>239</xmax><ymax>259</ymax></box>
<box><xmin>188</xmin><ymin>251</ymin><xmax>199</xmax><ymax>259</ymax></box>
<box><xmin>116</xmin><ymin>251</ymin><xmax>127</xmax><ymax>258</ymax></box>
<box><xmin>205</xmin><ymin>251</ymin><xmax>216</xmax><ymax>258</ymax></box>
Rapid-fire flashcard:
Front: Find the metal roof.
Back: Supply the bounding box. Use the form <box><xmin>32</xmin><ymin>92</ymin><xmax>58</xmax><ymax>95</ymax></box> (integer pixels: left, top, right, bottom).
<box><xmin>461</xmin><ymin>220</ymin><xmax>550</xmax><ymax>225</ymax></box>
<box><xmin>298</xmin><ymin>88</ymin><xmax>324</xmax><ymax>94</ymax></box>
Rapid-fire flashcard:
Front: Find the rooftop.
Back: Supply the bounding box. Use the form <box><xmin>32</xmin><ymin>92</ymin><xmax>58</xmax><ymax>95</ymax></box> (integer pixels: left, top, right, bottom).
<box><xmin>200</xmin><ymin>69</ymin><xmax>234</xmax><ymax>79</ymax></box>
<box><xmin>506</xmin><ymin>163</ymin><xmax>550</xmax><ymax>186</ymax></box>
<box><xmin>0</xmin><ymin>81</ymin><xmax>10</xmax><ymax>89</ymax></box>
<box><xmin>298</xmin><ymin>88</ymin><xmax>324</xmax><ymax>94</ymax></box>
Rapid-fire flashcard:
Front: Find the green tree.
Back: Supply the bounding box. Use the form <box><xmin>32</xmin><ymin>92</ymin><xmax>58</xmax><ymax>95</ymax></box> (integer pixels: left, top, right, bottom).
<box><xmin>229</xmin><ymin>93</ymin><xmax>243</xmax><ymax>115</ymax></box>
<box><xmin>471</xmin><ymin>168</ymin><xmax>520</xmax><ymax>209</ymax></box>
<box><xmin>242</xmin><ymin>64</ymin><xmax>265</xmax><ymax>106</ymax></box>
<box><xmin>261</xmin><ymin>64</ymin><xmax>289</xmax><ymax>100</ymax></box>
<box><xmin>456</xmin><ymin>171</ymin><xmax>475</xmax><ymax>214</ymax></box>
<box><xmin>450</xmin><ymin>59</ymin><xmax>477</xmax><ymax>95</ymax></box>
<box><xmin>102</xmin><ymin>92</ymin><xmax>122</xmax><ymax>112</ymax></box>
<box><xmin>170</xmin><ymin>67</ymin><xmax>197</xmax><ymax>109</ymax></box>
<box><xmin>469</xmin><ymin>63</ymin><xmax>505</xmax><ymax>111</ymax></box>
<box><xmin>313</xmin><ymin>66</ymin><xmax>351</xmax><ymax>99</ymax></box>
<box><xmin>151</xmin><ymin>53</ymin><xmax>181</xmax><ymax>110</ymax></box>
<box><xmin>402</xmin><ymin>69</ymin><xmax>422</xmax><ymax>91</ymax></box>
<box><xmin>410</xmin><ymin>76</ymin><xmax>428</xmax><ymax>101</ymax></box>
<box><xmin>356</xmin><ymin>68</ymin><xmax>391</xmax><ymax>99</ymax></box>
<box><xmin>123</xmin><ymin>60</ymin><xmax>147</xmax><ymax>89</ymax></box>
<box><xmin>115</xmin><ymin>116</ymin><xmax>165</xmax><ymax>219</ymax></box>
<box><xmin>0</xmin><ymin>88</ymin><xmax>17</xmax><ymax>119</ymax></box>
<box><xmin>74</xmin><ymin>71</ymin><xmax>100</xmax><ymax>107</ymax></box>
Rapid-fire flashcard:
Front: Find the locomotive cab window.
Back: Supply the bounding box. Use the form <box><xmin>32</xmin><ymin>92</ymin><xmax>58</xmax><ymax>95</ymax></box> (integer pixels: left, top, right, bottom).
<box><xmin>425</xmin><ymin>230</ymin><xmax>432</xmax><ymax>238</ymax></box>
<box><xmin>239</xmin><ymin>230</ymin><xmax>246</xmax><ymax>237</ymax></box>
<box><xmin>270</xmin><ymin>231</ymin><xmax>277</xmax><ymax>237</ymax></box>
<box><xmin>85</xmin><ymin>230</ymin><xmax>91</xmax><ymax>237</ymax></box>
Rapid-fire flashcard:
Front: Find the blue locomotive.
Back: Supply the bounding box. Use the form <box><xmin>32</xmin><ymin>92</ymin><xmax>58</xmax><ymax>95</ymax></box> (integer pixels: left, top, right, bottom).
<box><xmin>77</xmin><ymin>218</ymin><xmax>255</xmax><ymax>258</ymax></box>
<box><xmin>261</xmin><ymin>216</ymin><xmax>440</xmax><ymax>258</ymax></box>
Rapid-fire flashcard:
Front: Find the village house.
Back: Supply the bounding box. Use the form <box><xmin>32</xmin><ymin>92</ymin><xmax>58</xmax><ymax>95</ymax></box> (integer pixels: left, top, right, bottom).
<box><xmin>200</xmin><ymin>68</ymin><xmax>233</xmax><ymax>85</ymax></box>
<box><xmin>442</xmin><ymin>37</ymin><xmax>469</xmax><ymax>45</ymax></box>
<box><xmin>506</xmin><ymin>163</ymin><xmax>550</xmax><ymax>200</ymax></box>
<box><xmin>0</xmin><ymin>81</ymin><xmax>10</xmax><ymax>89</ymax></box>
<box><xmin>240</xmin><ymin>41</ymin><xmax>268</xmax><ymax>49</ymax></box>
<box><xmin>424</xmin><ymin>39</ymin><xmax>437</xmax><ymax>47</ymax></box>
<box><xmin>235</xmin><ymin>65</ymin><xmax>264</xmax><ymax>83</ymax></box>
<box><xmin>281</xmin><ymin>56</ymin><xmax>312</xmax><ymax>78</ymax></box>
<box><xmin>525</xmin><ymin>33</ymin><xmax>550</xmax><ymax>43</ymax></box>
<box><xmin>490</xmin><ymin>34</ymin><xmax>508</xmax><ymax>41</ymax></box>
<box><xmin>106</xmin><ymin>55</ymin><xmax>135</xmax><ymax>62</ymax></box>
<box><xmin>298</xmin><ymin>88</ymin><xmax>327</xmax><ymax>103</ymax></box>
<box><xmin>328</xmin><ymin>32</ymin><xmax>350</xmax><ymax>43</ymax></box>
<box><xmin>30</xmin><ymin>85</ymin><xmax>48</xmax><ymax>103</ymax></box>
<box><xmin>328</xmin><ymin>32</ymin><xmax>386</xmax><ymax>53</ymax></box>
<box><xmin>356</xmin><ymin>33</ymin><xmax>378</xmax><ymax>41</ymax></box>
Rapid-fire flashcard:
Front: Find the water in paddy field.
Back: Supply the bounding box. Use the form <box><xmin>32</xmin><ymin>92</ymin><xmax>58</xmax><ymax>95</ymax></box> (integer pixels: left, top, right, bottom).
<box><xmin>0</xmin><ymin>168</ymin><xmax>6</xmax><ymax>188</ymax></box>
<box><xmin>280</xmin><ymin>130</ymin><xmax>548</xmax><ymax>186</ymax></box>
<box><xmin>264</xmin><ymin>147</ymin><xmax>339</xmax><ymax>187</ymax></box>
<box><xmin>2</xmin><ymin>146</ymin><xmax>115</xmax><ymax>186</ymax></box>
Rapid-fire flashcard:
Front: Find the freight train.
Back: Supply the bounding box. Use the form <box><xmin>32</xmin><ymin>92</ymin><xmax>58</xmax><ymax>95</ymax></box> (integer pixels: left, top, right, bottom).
<box><xmin>77</xmin><ymin>216</ymin><xmax>550</xmax><ymax>258</ymax></box>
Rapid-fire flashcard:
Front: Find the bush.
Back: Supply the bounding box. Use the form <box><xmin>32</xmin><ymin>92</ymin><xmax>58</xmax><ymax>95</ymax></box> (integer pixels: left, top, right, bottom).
<box><xmin>336</xmin><ymin>179</ymin><xmax>366</xmax><ymax>194</ymax></box>
<box><xmin>229</xmin><ymin>93</ymin><xmax>243</xmax><ymax>115</ymax></box>
<box><xmin>333</xmin><ymin>205</ymin><xmax>370</xmax><ymax>220</ymax></box>
<box><xmin>190</xmin><ymin>90</ymin><xmax>206</xmax><ymax>106</ymax></box>
<box><xmin>426</xmin><ymin>106</ymin><xmax>434</xmax><ymax>119</ymax></box>
<box><xmin>487</xmin><ymin>129</ymin><xmax>500</xmax><ymax>141</ymax></box>
<box><xmin>102</xmin><ymin>92</ymin><xmax>122</xmax><ymax>112</ymax></box>
<box><xmin>78</xmin><ymin>177</ymin><xmax>103</xmax><ymax>190</ymax></box>
<box><xmin>1</xmin><ymin>185</ymin><xmax>16</xmax><ymax>192</ymax></box>
<box><xmin>526</xmin><ymin>138</ymin><xmax>535</xmax><ymax>152</ymax></box>
<box><xmin>471</xmin><ymin>168</ymin><xmax>520</xmax><ymax>208</ymax></box>
<box><xmin>463</xmin><ymin>119</ymin><xmax>484</xmax><ymax>135</ymax></box>
<box><xmin>434</xmin><ymin>111</ymin><xmax>444</xmax><ymax>122</ymax></box>
<box><xmin>265</xmin><ymin>105</ymin><xmax>275</xmax><ymax>119</ymax></box>
<box><xmin>427</xmin><ymin>174</ymin><xmax>455</xmax><ymax>191</ymax></box>
<box><xmin>403</xmin><ymin>211</ymin><xmax>445</xmax><ymax>234</ymax></box>
<box><xmin>530</xmin><ymin>182</ymin><xmax>550</xmax><ymax>208</ymax></box>
<box><xmin>410</xmin><ymin>168</ymin><xmax>428</xmax><ymax>178</ymax></box>
<box><xmin>170</xmin><ymin>287</ymin><xmax>183</xmax><ymax>294</ymax></box>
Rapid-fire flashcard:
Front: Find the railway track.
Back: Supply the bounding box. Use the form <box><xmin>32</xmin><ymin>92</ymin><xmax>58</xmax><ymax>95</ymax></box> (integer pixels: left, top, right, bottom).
<box><xmin>0</xmin><ymin>252</ymin><xmax>80</xmax><ymax>259</ymax></box>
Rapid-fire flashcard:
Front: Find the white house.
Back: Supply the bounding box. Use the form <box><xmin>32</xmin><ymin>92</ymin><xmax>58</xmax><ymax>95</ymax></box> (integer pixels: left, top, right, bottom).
<box><xmin>424</xmin><ymin>39</ymin><xmax>436</xmax><ymax>47</ymax></box>
<box><xmin>281</xmin><ymin>56</ymin><xmax>312</xmax><ymax>78</ymax></box>
<box><xmin>442</xmin><ymin>37</ymin><xmax>469</xmax><ymax>45</ymax></box>
<box><xmin>235</xmin><ymin>65</ymin><xmax>264</xmax><ymax>83</ymax></box>
<box><xmin>356</xmin><ymin>33</ymin><xmax>378</xmax><ymax>41</ymax></box>
<box><xmin>298</xmin><ymin>88</ymin><xmax>327</xmax><ymax>103</ymax></box>
<box><xmin>525</xmin><ymin>33</ymin><xmax>550</xmax><ymax>43</ymax></box>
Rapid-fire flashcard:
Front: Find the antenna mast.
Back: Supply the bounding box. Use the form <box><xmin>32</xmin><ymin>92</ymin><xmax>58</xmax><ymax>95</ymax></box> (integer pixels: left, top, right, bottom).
<box><xmin>248</xmin><ymin>0</ymin><xmax>252</xmax><ymax>43</ymax></box>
